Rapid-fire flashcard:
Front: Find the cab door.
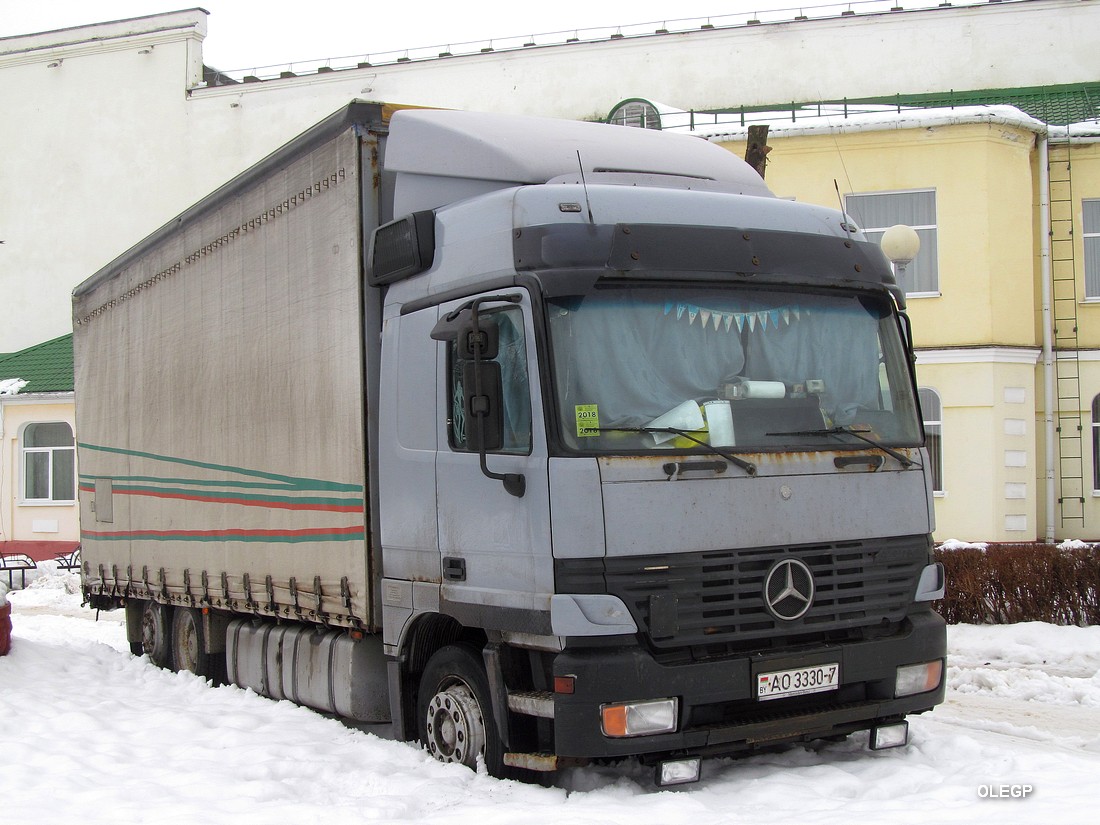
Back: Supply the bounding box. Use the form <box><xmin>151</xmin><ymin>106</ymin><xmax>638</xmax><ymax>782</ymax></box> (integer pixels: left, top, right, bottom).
<box><xmin>433</xmin><ymin>290</ymin><xmax>553</xmax><ymax>632</ymax></box>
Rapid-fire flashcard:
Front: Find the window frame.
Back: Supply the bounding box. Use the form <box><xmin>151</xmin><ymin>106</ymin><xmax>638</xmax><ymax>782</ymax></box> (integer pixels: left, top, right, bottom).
<box><xmin>845</xmin><ymin>188</ymin><xmax>939</xmax><ymax>298</ymax></box>
<box><xmin>1092</xmin><ymin>394</ymin><xmax>1100</xmax><ymax>492</ymax></box>
<box><xmin>918</xmin><ymin>387</ymin><xmax>944</xmax><ymax>495</ymax></box>
<box><xmin>21</xmin><ymin>421</ymin><xmax>77</xmax><ymax>505</ymax></box>
<box><xmin>1084</xmin><ymin>199</ymin><xmax>1100</xmax><ymax>300</ymax></box>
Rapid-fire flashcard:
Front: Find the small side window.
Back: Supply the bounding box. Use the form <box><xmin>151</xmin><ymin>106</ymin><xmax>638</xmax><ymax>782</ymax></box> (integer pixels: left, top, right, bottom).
<box><xmin>918</xmin><ymin>388</ymin><xmax>943</xmax><ymax>494</ymax></box>
<box><xmin>448</xmin><ymin>306</ymin><xmax>532</xmax><ymax>454</ymax></box>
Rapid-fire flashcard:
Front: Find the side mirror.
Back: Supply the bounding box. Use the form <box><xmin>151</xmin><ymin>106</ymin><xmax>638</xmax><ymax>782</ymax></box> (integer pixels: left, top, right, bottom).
<box><xmin>430</xmin><ymin>295</ymin><xmax>526</xmax><ymax>498</ymax></box>
<box><xmin>464</xmin><ymin>361</ymin><xmax>504</xmax><ymax>452</ymax></box>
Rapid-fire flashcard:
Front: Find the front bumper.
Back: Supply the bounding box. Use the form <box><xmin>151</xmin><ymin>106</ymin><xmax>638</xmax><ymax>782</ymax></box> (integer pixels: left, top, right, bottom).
<box><xmin>551</xmin><ymin>609</ymin><xmax>946</xmax><ymax>760</ymax></box>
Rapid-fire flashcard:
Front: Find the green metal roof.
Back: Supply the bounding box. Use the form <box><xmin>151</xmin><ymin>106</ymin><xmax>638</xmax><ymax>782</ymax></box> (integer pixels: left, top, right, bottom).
<box><xmin>0</xmin><ymin>333</ymin><xmax>74</xmax><ymax>394</ymax></box>
<box><xmin>694</xmin><ymin>83</ymin><xmax>1100</xmax><ymax>128</ymax></box>
<box><xmin>859</xmin><ymin>83</ymin><xmax>1100</xmax><ymax>127</ymax></box>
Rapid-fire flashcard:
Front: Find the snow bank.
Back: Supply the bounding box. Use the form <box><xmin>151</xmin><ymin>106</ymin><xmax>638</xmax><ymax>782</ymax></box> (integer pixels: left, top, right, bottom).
<box><xmin>1056</xmin><ymin>539</ymin><xmax>1094</xmax><ymax>550</ymax></box>
<box><xmin>3</xmin><ymin>575</ymin><xmax>1100</xmax><ymax>823</ymax></box>
<box><xmin>937</xmin><ymin>539</ymin><xmax>988</xmax><ymax>551</ymax></box>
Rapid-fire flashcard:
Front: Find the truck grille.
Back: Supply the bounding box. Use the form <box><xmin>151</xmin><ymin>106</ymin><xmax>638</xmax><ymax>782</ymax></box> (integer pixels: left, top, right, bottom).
<box><xmin>555</xmin><ymin>535</ymin><xmax>930</xmax><ymax>658</ymax></box>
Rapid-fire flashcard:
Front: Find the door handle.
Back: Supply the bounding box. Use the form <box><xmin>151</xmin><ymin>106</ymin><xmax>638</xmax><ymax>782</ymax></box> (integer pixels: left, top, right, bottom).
<box><xmin>443</xmin><ymin>556</ymin><xmax>467</xmax><ymax>581</ymax></box>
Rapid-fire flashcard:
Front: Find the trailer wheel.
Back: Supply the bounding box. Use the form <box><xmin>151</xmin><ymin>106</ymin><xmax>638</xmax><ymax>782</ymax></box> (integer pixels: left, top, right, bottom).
<box><xmin>171</xmin><ymin>606</ymin><xmax>214</xmax><ymax>678</ymax></box>
<box><xmin>417</xmin><ymin>644</ymin><xmax>505</xmax><ymax>776</ymax></box>
<box><xmin>140</xmin><ymin>600</ymin><xmax>173</xmax><ymax>668</ymax></box>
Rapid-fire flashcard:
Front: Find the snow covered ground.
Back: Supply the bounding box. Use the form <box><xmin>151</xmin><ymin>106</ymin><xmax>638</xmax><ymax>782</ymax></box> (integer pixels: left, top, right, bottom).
<box><xmin>3</xmin><ymin>567</ymin><xmax>1099</xmax><ymax>824</ymax></box>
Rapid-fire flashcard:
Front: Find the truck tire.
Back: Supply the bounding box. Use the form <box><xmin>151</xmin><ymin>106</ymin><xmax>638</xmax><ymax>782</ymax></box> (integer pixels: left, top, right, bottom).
<box><xmin>140</xmin><ymin>600</ymin><xmax>173</xmax><ymax>668</ymax></box>
<box><xmin>171</xmin><ymin>606</ymin><xmax>214</xmax><ymax>679</ymax></box>
<box><xmin>417</xmin><ymin>643</ymin><xmax>505</xmax><ymax>777</ymax></box>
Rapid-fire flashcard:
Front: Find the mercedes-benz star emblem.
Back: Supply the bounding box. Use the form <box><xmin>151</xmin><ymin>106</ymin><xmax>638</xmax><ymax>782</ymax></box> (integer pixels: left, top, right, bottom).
<box><xmin>763</xmin><ymin>558</ymin><xmax>815</xmax><ymax>621</ymax></box>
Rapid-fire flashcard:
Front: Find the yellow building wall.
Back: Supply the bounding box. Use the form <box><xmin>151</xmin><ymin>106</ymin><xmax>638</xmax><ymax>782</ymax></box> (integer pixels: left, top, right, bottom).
<box><xmin>914</xmin><ymin>358</ymin><xmax>1038</xmax><ymax>542</ymax></box>
<box><xmin>0</xmin><ymin>398</ymin><xmax>80</xmax><ymax>544</ymax></box>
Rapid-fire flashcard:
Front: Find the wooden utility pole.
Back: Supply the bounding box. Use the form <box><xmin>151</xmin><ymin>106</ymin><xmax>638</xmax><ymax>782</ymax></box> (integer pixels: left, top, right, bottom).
<box><xmin>745</xmin><ymin>124</ymin><xmax>771</xmax><ymax>179</ymax></box>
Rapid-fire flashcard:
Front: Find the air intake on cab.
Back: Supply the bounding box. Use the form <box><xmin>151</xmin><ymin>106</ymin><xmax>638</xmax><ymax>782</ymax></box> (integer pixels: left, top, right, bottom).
<box><xmin>367</xmin><ymin>210</ymin><xmax>436</xmax><ymax>285</ymax></box>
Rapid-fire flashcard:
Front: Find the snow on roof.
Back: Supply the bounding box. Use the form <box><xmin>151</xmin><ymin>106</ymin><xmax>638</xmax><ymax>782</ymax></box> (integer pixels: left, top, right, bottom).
<box><xmin>658</xmin><ymin>104</ymin><xmax>1058</xmax><ymax>142</ymax></box>
<box><xmin>0</xmin><ymin>378</ymin><xmax>28</xmax><ymax>397</ymax></box>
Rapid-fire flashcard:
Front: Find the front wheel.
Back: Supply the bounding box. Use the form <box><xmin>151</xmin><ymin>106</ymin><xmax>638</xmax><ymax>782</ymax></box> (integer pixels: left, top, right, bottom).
<box><xmin>417</xmin><ymin>643</ymin><xmax>505</xmax><ymax>776</ymax></box>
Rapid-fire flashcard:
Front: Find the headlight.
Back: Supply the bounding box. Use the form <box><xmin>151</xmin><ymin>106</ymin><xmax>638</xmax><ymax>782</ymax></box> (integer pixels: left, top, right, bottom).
<box><xmin>601</xmin><ymin>698</ymin><xmax>678</xmax><ymax>737</ymax></box>
<box><xmin>895</xmin><ymin>659</ymin><xmax>943</xmax><ymax>697</ymax></box>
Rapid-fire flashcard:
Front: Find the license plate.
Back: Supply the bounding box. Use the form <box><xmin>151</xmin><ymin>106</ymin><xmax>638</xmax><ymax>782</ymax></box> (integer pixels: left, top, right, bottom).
<box><xmin>757</xmin><ymin>663</ymin><xmax>840</xmax><ymax>701</ymax></box>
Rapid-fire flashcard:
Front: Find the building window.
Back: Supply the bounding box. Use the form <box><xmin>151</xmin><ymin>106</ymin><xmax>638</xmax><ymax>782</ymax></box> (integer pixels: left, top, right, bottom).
<box><xmin>608</xmin><ymin>99</ymin><xmax>661</xmax><ymax>130</ymax></box>
<box><xmin>918</xmin><ymin>388</ymin><xmax>943</xmax><ymax>493</ymax></box>
<box><xmin>1085</xmin><ymin>199</ymin><xmax>1100</xmax><ymax>299</ymax></box>
<box><xmin>846</xmin><ymin>189</ymin><xmax>939</xmax><ymax>295</ymax></box>
<box><xmin>22</xmin><ymin>422</ymin><xmax>76</xmax><ymax>502</ymax></box>
<box><xmin>1092</xmin><ymin>395</ymin><xmax>1100</xmax><ymax>491</ymax></box>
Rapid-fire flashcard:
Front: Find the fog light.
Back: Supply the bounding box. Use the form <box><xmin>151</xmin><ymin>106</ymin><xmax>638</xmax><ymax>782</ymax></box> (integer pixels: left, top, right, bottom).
<box><xmin>895</xmin><ymin>659</ymin><xmax>943</xmax><ymax>697</ymax></box>
<box><xmin>657</xmin><ymin>757</ymin><xmax>701</xmax><ymax>786</ymax></box>
<box><xmin>601</xmin><ymin>698</ymin><xmax>678</xmax><ymax>737</ymax></box>
<box><xmin>869</xmin><ymin>721</ymin><xmax>909</xmax><ymax>750</ymax></box>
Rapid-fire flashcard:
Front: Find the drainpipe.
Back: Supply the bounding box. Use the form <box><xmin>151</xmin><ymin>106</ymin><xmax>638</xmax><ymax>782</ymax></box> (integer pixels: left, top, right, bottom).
<box><xmin>1039</xmin><ymin>131</ymin><xmax>1056</xmax><ymax>543</ymax></box>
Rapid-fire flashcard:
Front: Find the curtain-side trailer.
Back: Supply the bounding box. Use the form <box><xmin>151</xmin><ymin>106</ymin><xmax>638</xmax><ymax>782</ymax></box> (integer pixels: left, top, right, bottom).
<box><xmin>74</xmin><ymin>100</ymin><xmax>946</xmax><ymax>785</ymax></box>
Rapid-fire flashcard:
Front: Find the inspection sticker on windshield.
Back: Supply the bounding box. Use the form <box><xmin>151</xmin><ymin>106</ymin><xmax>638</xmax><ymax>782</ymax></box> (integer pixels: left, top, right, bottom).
<box><xmin>757</xmin><ymin>663</ymin><xmax>840</xmax><ymax>701</ymax></box>
<box><xmin>575</xmin><ymin>404</ymin><xmax>600</xmax><ymax>438</ymax></box>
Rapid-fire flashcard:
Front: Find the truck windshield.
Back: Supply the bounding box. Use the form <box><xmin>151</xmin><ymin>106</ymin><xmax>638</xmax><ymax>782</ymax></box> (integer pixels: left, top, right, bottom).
<box><xmin>546</xmin><ymin>284</ymin><xmax>922</xmax><ymax>453</ymax></box>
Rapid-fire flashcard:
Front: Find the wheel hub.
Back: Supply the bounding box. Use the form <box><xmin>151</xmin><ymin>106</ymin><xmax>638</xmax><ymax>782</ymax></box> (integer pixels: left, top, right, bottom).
<box><xmin>140</xmin><ymin>605</ymin><xmax>161</xmax><ymax>652</ymax></box>
<box><xmin>141</xmin><ymin>614</ymin><xmax>155</xmax><ymax>650</ymax></box>
<box><xmin>424</xmin><ymin>683</ymin><xmax>486</xmax><ymax>767</ymax></box>
<box><xmin>175</xmin><ymin>616</ymin><xmax>199</xmax><ymax>671</ymax></box>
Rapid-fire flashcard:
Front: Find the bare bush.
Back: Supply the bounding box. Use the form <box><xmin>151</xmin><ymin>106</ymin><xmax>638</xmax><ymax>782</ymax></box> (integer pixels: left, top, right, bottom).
<box><xmin>934</xmin><ymin>542</ymin><xmax>1100</xmax><ymax>625</ymax></box>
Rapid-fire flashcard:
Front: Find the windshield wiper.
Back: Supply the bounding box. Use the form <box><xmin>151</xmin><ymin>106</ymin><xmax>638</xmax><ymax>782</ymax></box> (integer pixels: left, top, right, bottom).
<box><xmin>600</xmin><ymin>427</ymin><xmax>757</xmax><ymax>476</ymax></box>
<box><xmin>764</xmin><ymin>425</ymin><xmax>920</xmax><ymax>468</ymax></box>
